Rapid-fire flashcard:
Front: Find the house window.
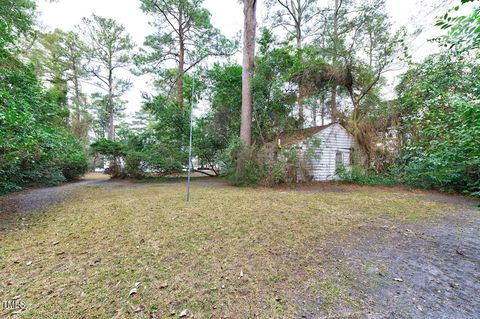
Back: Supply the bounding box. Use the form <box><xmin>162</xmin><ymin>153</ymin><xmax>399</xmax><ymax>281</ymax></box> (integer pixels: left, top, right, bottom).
<box><xmin>335</xmin><ymin>151</ymin><xmax>343</xmax><ymax>166</ymax></box>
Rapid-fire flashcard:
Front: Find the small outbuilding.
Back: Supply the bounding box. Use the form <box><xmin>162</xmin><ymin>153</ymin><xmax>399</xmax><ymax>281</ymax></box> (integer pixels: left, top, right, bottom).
<box><xmin>271</xmin><ymin>123</ymin><xmax>358</xmax><ymax>182</ymax></box>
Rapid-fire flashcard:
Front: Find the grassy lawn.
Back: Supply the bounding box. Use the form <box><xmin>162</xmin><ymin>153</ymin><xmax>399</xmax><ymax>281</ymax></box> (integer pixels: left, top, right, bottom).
<box><xmin>0</xmin><ymin>181</ymin><xmax>455</xmax><ymax>318</ymax></box>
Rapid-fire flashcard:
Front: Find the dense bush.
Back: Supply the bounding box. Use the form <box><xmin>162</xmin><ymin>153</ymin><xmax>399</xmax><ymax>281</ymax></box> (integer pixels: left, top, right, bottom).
<box><xmin>91</xmin><ymin>134</ymin><xmax>186</xmax><ymax>179</ymax></box>
<box><xmin>336</xmin><ymin>165</ymin><xmax>397</xmax><ymax>186</ymax></box>
<box><xmin>220</xmin><ymin>138</ymin><xmax>305</xmax><ymax>186</ymax></box>
<box><xmin>0</xmin><ymin>0</ymin><xmax>88</xmax><ymax>194</ymax></box>
<box><xmin>0</xmin><ymin>63</ymin><xmax>88</xmax><ymax>194</ymax></box>
<box><xmin>124</xmin><ymin>143</ymin><xmax>185</xmax><ymax>177</ymax></box>
<box><xmin>395</xmin><ymin>52</ymin><xmax>480</xmax><ymax>197</ymax></box>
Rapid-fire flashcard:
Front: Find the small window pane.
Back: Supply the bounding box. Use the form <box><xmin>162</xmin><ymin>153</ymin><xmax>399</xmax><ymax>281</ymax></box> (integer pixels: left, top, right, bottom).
<box><xmin>335</xmin><ymin>151</ymin><xmax>343</xmax><ymax>165</ymax></box>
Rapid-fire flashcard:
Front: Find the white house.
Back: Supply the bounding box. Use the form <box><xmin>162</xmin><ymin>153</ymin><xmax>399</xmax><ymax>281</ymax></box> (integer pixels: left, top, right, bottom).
<box><xmin>274</xmin><ymin>123</ymin><xmax>357</xmax><ymax>182</ymax></box>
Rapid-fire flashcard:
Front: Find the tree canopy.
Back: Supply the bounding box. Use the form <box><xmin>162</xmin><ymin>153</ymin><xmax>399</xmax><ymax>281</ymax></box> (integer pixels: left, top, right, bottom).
<box><xmin>1</xmin><ymin>0</ymin><xmax>479</xmax><ymax>196</ymax></box>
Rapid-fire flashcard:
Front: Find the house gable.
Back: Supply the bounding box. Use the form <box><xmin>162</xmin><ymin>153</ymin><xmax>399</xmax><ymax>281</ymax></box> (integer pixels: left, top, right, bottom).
<box><xmin>296</xmin><ymin>123</ymin><xmax>356</xmax><ymax>181</ymax></box>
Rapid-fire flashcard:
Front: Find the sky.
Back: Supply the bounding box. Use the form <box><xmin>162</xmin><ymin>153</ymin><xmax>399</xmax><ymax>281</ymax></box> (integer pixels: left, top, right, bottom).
<box><xmin>36</xmin><ymin>0</ymin><xmax>455</xmax><ymax>116</ymax></box>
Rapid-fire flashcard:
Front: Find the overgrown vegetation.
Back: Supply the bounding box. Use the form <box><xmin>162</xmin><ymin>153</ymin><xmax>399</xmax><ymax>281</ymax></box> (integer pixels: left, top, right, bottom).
<box><xmin>394</xmin><ymin>52</ymin><xmax>480</xmax><ymax>196</ymax></box>
<box><xmin>1</xmin><ymin>0</ymin><xmax>479</xmax><ymax>197</ymax></box>
<box><xmin>0</xmin><ymin>0</ymin><xmax>87</xmax><ymax>194</ymax></box>
<box><xmin>336</xmin><ymin>165</ymin><xmax>397</xmax><ymax>186</ymax></box>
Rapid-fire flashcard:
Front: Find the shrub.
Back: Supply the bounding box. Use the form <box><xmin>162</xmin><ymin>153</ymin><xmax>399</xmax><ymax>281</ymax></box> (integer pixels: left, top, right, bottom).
<box><xmin>0</xmin><ymin>61</ymin><xmax>87</xmax><ymax>193</ymax></box>
<box><xmin>59</xmin><ymin>137</ymin><xmax>89</xmax><ymax>180</ymax></box>
<box><xmin>90</xmin><ymin>139</ymin><xmax>126</xmax><ymax>178</ymax></box>
<box><xmin>91</xmin><ymin>135</ymin><xmax>187</xmax><ymax>179</ymax></box>
<box><xmin>396</xmin><ymin>52</ymin><xmax>480</xmax><ymax>197</ymax></box>
<box><xmin>337</xmin><ymin>165</ymin><xmax>396</xmax><ymax>186</ymax></box>
<box><xmin>220</xmin><ymin>138</ymin><xmax>305</xmax><ymax>187</ymax></box>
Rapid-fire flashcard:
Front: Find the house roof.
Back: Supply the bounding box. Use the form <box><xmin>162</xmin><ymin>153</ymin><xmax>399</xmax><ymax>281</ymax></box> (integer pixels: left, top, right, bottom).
<box><xmin>269</xmin><ymin>123</ymin><xmax>336</xmax><ymax>148</ymax></box>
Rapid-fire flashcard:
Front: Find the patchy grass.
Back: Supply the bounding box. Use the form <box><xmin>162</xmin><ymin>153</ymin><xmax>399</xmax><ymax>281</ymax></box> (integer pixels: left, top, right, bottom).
<box><xmin>0</xmin><ymin>182</ymin><xmax>454</xmax><ymax>318</ymax></box>
<box><xmin>134</xmin><ymin>176</ymin><xmax>213</xmax><ymax>184</ymax></box>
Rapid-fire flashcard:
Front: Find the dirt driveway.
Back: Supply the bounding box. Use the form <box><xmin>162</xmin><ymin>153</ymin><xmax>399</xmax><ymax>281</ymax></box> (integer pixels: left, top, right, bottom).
<box><xmin>306</xmin><ymin>206</ymin><xmax>480</xmax><ymax>319</ymax></box>
<box><xmin>0</xmin><ymin>174</ymin><xmax>479</xmax><ymax>318</ymax></box>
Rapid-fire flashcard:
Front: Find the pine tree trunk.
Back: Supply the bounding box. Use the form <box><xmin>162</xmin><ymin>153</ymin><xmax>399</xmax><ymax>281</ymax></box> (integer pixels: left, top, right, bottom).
<box><xmin>331</xmin><ymin>85</ymin><xmax>337</xmax><ymax>122</ymax></box>
<box><xmin>177</xmin><ymin>36</ymin><xmax>185</xmax><ymax>107</ymax></box>
<box><xmin>107</xmin><ymin>73</ymin><xmax>115</xmax><ymax>140</ymax></box>
<box><xmin>331</xmin><ymin>0</ymin><xmax>340</xmax><ymax>123</ymax></box>
<box><xmin>107</xmin><ymin>108</ymin><xmax>114</xmax><ymax>140</ymax></box>
<box><xmin>296</xmin><ymin>26</ymin><xmax>305</xmax><ymax>126</ymax></box>
<box><xmin>240</xmin><ymin>0</ymin><xmax>257</xmax><ymax>147</ymax></box>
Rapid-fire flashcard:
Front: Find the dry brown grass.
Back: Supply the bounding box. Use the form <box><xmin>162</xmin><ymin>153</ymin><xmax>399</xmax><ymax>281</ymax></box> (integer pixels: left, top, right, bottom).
<box><xmin>0</xmin><ymin>182</ymin><xmax>453</xmax><ymax>318</ymax></box>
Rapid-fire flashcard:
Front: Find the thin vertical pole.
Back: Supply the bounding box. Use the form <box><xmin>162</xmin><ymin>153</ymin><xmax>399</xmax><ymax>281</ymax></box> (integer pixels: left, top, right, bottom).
<box><xmin>187</xmin><ymin>75</ymin><xmax>195</xmax><ymax>201</ymax></box>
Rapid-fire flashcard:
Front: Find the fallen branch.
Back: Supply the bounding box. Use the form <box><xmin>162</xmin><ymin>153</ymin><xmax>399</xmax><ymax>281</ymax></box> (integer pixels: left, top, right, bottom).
<box><xmin>194</xmin><ymin>170</ymin><xmax>217</xmax><ymax>177</ymax></box>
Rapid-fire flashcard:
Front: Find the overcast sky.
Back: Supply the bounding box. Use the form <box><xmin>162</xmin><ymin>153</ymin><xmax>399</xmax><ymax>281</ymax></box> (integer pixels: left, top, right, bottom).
<box><xmin>36</xmin><ymin>0</ymin><xmax>454</xmax><ymax>115</ymax></box>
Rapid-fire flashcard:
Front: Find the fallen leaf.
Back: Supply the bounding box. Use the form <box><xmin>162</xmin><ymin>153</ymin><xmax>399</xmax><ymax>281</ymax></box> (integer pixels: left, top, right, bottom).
<box><xmin>113</xmin><ymin>309</ymin><xmax>124</xmax><ymax>319</ymax></box>
<box><xmin>134</xmin><ymin>305</ymin><xmax>145</xmax><ymax>313</ymax></box>
<box><xmin>135</xmin><ymin>282</ymin><xmax>142</xmax><ymax>287</ymax></box>
<box><xmin>179</xmin><ymin>309</ymin><xmax>188</xmax><ymax>317</ymax></box>
<box><xmin>456</xmin><ymin>249</ymin><xmax>466</xmax><ymax>256</ymax></box>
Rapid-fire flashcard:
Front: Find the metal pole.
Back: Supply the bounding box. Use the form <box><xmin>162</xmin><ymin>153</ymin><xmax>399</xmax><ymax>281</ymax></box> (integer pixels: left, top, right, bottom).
<box><xmin>187</xmin><ymin>75</ymin><xmax>195</xmax><ymax>201</ymax></box>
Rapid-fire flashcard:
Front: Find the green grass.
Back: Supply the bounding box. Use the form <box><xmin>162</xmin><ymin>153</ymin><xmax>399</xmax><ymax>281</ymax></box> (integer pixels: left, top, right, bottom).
<box><xmin>0</xmin><ymin>181</ymin><xmax>453</xmax><ymax>318</ymax></box>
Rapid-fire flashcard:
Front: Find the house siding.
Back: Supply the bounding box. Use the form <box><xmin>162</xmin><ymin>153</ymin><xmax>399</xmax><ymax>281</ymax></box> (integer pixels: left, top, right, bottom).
<box><xmin>295</xmin><ymin>124</ymin><xmax>356</xmax><ymax>181</ymax></box>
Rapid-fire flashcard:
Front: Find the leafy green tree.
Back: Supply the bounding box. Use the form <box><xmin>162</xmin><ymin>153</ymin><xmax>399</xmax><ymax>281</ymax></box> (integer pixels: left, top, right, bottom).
<box><xmin>396</xmin><ymin>52</ymin><xmax>480</xmax><ymax>196</ymax></box>
<box><xmin>204</xmin><ymin>63</ymin><xmax>242</xmax><ymax>145</ymax></box>
<box><xmin>266</xmin><ymin>0</ymin><xmax>320</xmax><ymax>123</ymax></box>
<box><xmin>0</xmin><ymin>1</ymin><xmax>89</xmax><ymax>193</ymax></box>
<box><xmin>436</xmin><ymin>0</ymin><xmax>480</xmax><ymax>51</ymax></box>
<box><xmin>138</xmin><ymin>0</ymin><xmax>236</xmax><ymax>107</ymax></box>
<box><xmin>252</xmin><ymin>31</ymin><xmax>299</xmax><ymax>142</ymax></box>
<box><xmin>196</xmin><ymin>32</ymin><xmax>301</xmax><ymax>178</ymax></box>
<box><xmin>0</xmin><ymin>57</ymin><xmax>88</xmax><ymax>193</ymax></box>
<box><xmin>0</xmin><ymin>0</ymin><xmax>35</xmax><ymax>53</ymax></box>
<box><xmin>319</xmin><ymin>0</ymin><xmax>351</xmax><ymax>121</ymax></box>
<box><xmin>193</xmin><ymin>63</ymin><xmax>242</xmax><ymax>172</ymax></box>
<box><xmin>308</xmin><ymin>1</ymin><xmax>406</xmax><ymax>165</ymax></box>
<box><xmin>81</xmin><ymin>15</ymin><xmax>134</xmax><ymax>140</ymax></box>
<box><xmin>29</xmin><ymin>29</ymin><xmax>91</xmax><ymax>141</ymax></box>
<box><xmin>346</xmin><ymin>10</ymin><xmax>404</xmax><ymax>122</ymax></box>
<box><xmin>56</xmin><ymin>30</ymin><xmax>90</xmax><ymax>141</ymax></box>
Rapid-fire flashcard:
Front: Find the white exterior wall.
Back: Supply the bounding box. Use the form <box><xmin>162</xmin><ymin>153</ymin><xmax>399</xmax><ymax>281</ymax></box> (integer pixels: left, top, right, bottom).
<box><xmin>296</xmin><ymin>124</ymin><xmax>356</xmax><ymax>181</ymax></box>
